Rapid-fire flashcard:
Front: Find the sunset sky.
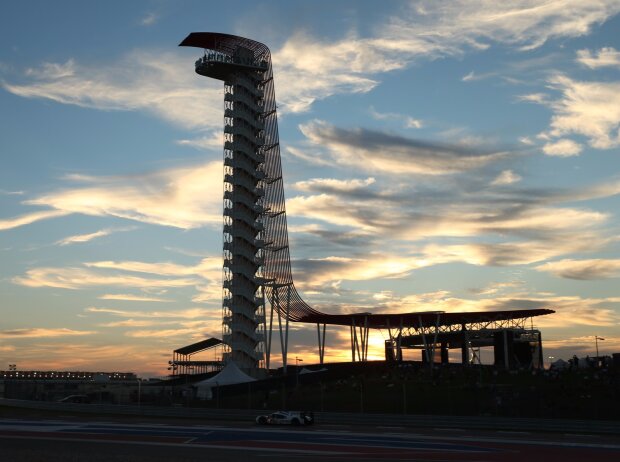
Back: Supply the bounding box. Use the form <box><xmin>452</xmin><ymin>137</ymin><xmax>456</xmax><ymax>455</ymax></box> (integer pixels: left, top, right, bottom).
<box><xmin>2</xmin><ymin>1</ymin><xmax>620</xmax><ymax>377</ymax></box>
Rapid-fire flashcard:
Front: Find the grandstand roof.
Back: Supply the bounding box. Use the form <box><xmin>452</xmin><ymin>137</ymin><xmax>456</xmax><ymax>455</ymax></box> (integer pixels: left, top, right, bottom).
<box><xmin>174</xmin><ymin>337</ymin><xmax>222</xmax><ymax>356</ymax></box>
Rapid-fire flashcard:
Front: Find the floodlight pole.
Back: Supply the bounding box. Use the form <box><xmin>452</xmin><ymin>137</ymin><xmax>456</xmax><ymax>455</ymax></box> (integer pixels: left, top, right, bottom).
<box><xmin>295</xmin><ymin>357</ymin><xmax>303</xmax><ymax>387</ymax></box>
<box><xmin>595</xmin><ymin>335</ymin><xmax>605</xmax><ymax>359</ymax></box>
<box><xmin>317</xmin><ymin>323</ymin><xmax>326</xmax><ymax>364</ymax></box>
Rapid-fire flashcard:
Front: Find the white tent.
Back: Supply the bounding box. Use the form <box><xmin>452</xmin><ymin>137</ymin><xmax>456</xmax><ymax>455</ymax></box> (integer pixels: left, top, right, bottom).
<box><xmin>550</xmin><ymin>358</ymin><xmax>568</xmax><ymax>370</ymax></box>
<box><xmin>194</xmin><ymin>362</ymin><xmax>256</xmax><ymax>400</ymax></box>
<box><xmin>299</xmin><ymin>367</ymin><xmax>328</xmax><ymax>374</ymax></box>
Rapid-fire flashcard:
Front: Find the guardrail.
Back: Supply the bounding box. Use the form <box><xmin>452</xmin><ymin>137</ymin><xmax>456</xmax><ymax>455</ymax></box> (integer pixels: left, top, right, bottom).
<box><xmin>1</xmin><ymin>398</ymin><xmax>619</xmax><ymax>435</ymax></box>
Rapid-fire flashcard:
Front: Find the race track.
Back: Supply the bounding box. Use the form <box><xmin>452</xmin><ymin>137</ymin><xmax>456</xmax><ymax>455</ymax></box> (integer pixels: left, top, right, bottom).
<box><xmin>1</xmin><ymin>418</ymin><xmax>619</xmax><ymax>461</ymax></box>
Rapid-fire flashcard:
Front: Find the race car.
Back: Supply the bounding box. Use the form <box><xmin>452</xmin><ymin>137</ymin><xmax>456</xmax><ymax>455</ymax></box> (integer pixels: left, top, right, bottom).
<box><xmin>255</xmin><ymin>410</ymin><xmax>314</xmax><ymax>426</ymax></box>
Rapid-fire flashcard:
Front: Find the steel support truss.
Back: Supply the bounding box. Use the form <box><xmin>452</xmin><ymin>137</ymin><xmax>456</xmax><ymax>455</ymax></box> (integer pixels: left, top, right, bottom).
<box><xmin>263</xmin><ymin>284</ymin><xmax>327</xmax><ymax>371</ymax></box>
<box><xmin>395</xmin><ymin>316</ymin><xmax>544</xmax><ymax>369</ymax></box>
<box><xmin>350</xmin><ymin>316</ymin><xmax>370</xmax><ymax>362</ymax></box>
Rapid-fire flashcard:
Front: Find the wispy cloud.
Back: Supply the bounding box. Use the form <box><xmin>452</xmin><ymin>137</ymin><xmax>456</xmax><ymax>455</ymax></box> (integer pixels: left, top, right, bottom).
<box><xmin>517</xmin><ymin>92</ymin><xmax>549</xmax><ymax>104</ymax></box>
<box><xmin>18</xmin><ymin>161</ymin><xmax>222</xmax><ymax>230</ymax></box>
<box><xmin>491</xmin><ymin>170</ymin><xmax>521</xmax><ymax>186</ymax></box>
<box><xmin>461</xmin><ymin>70</ymin><xmax>497</xmax><ymax>82</ymax></box>
<box><xmin>291</xmin><ymin>233</ymin><xmax>611</xmax><ymax>292</ymax></box>
<box><xmin>285</xmin><ymin>146</ymin><xmax>333</xmax><ymax>167</ymax></box>
<box><xmin>99</xmin><ymin>319</ymin><xmax>166</xmax><ymax>328</ymax></box>
<box><xmin>462</xmin><ymin>71</ymin><xmax>476</xmax><ymax>82</ymax></box>
<box><xmin>56</xmin><ymin>229</ymin><xmax>113</xmax><ymax>246</ymax></box>
<box><xmin>0</xmin><ymin>328</ymin><xmax>96</xmax><ymax>339</ymax></box>
<box><xmin>273</xmin><ymin>1</ymin><xmax>620</xmax><ymax>112</ymax></box>
<box><xmin>576</xmin><ymin>47</ymin><xmax>620</xmax><ymax>68</ymax></box>
<box><xmin>191</xmin><ymin>283</ymin><xmax>224</xmax><ymax>304</ymax></box>
<box><xmin>0</xmin><ymin>209</ymin><xmax>71</xmax><ymax>231</ymax></box>
<box><xmin>288</xmin><ymin>194</ymin><xmax>381</xmax><ymax>232</ymax></box>
<box><xmin>175</xmin><ymin>130</ymin><xmax>222</xmax><ymax>150</ymax></box>
<box><xmin>292</xmin><ymin>200</ymin><xmax>606</xmax><ymax>248</ymax></box>
<box><xmin>287</xmin><ymin>168</ymin><xmax>619</xmax><ymax>275</ymax></box>
<box><xmin>536</xmin><ymin>258</ymin><xmax>620</xmax><ymax>280</ymax></box>
<box><xmin>534</xmin><ymin>75</ymin><xmax>620</xmax><ymax>151</ymax></box>
<box><xmin>368</xmin><ymin>106</ymin><xmax>423</xmax><ymax>129</ymax></box>
<box><xmin>55</xmin><ymin>226</ymin><xmax>136</xmax><ymax>246</ymax></box>
<box><xmin>293</xmin><ymin>254</ymin><xmax>425</xmax><ymax>290</ymax></box>
<box><xmin>85</xmin><ymin>306</ymin><xmax>218</xmax><ymax>319</ymax></box>
<box><xmin>469</xmin><ymin>281</ymin><xmax>524</xmax><ymax>296</ymax></box>
<box><xmin>2</xmin><ymin>52</ymin><xmax>223</xmax><ymax>130</ymax></box>
<box><xmin>85</xmin><ymin>256</ymin><xmax>221</xmax><ymax>282</ymax></box>
<box><xmin>422</xmin><ymin>237</ymin><xmax>607</xmax><ymax>266</ymax></box>
<box><xmin>293</xmin><ymin>177</ymin><xmax>376</xmax><ymax>194</ymax></box>
<box><xmin>0</xmin><ymin>189</ymin><xmax>24</xmax><ymax>196</ymax></box>
<box><xmin>102</xmin><ymin>315</ymin><xmax>220</xmax><ymax>339</ymax></box>
<box><xmin>542</xmin><ymin>138</ymin><xmax>583</xmax><ymax>157</ymax></box>
<box><xmin>13</xmin><ymin>267</ymin><xmax>197</xmax><ymax>290</ymax></box>
<box><xmin>3</xmin><ymin>2</ymin><xmax>617</xmax><ymax>125</ymax></box>
<box><xmin>274</xmin><ymin>34</ymin><xmax>379</xmax><ymax>113</ymax></box>
<box><xmin>13</xmin><ymin>256</ymin><xmax>222</xmax><ymax>307</ymax></box>
<box><xmin>98</xmin><ymin>293</ymin><xmax>172</xmax><ymax>302</ymax></box>
<box><xmin>126</xmin><ymin>328</ymin><xmax>212</xmax><ymax>338</ymax></box>
<box><xmin>298</xmin><ymin>120</ymin><xmax>510</xmax><ymax>176</ymax></box>
<box><xmin>388</xmin><ymin>1</ymin><xmax>620</xmax><ymax>52</ymax></box>
<box><xmin>140</xmin><ymin>12</ymin><xmax>159</xmax><ymax>26</ymax></box>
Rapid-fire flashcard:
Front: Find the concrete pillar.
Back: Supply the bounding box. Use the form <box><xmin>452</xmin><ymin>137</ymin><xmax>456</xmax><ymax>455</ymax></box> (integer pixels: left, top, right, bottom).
<box><xmin>441</xmin><ymin>342</ymin><xmax>449</xmax><ymax>364</ymax></box>
<box><xmin>461</xmin><ymin>324</ymin><xmax>469</xmax><ymax>365</ymax></box>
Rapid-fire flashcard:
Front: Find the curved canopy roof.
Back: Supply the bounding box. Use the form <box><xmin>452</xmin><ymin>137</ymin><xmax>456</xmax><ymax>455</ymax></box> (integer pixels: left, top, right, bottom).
<box><xmin>179</xmin><ymin>32</ymin><xmax>270</xmax><ymax>59</ymax></box>
<box><xmin>298</xmin><ymin>308</ymin><xmax>554</xmax><ymax>329</ymax></box>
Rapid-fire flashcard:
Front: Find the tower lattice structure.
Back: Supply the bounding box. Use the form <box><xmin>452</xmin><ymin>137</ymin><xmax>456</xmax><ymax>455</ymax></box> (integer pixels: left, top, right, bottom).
<box><xmin>194</xmin><ymin>45</ymin><xmax>269</xmax><ymax>371</ymax></box>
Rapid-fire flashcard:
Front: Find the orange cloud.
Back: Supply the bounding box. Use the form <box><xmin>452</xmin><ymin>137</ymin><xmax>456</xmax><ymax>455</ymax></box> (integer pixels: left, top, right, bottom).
<box><xmin>86</xmin><ymin>307</ymin><xmax>218</xmax><ymax>320</ymax></box>
<box><xmin>0</xmin><ymin>328</ymin><xmax>96</xmax><ymax>339</ymax></box>
<box><xmin>13</xmin><ymin>267</ymin><xmax>196</xmax><ymax>290</ymax></box>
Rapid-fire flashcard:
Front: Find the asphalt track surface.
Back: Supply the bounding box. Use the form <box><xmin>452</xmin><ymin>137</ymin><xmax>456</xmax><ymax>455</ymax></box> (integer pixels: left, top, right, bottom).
<box><xmin>1</xmin><ymin>417</ymin><xmax>619</xmax><ymax>462</ymax></box>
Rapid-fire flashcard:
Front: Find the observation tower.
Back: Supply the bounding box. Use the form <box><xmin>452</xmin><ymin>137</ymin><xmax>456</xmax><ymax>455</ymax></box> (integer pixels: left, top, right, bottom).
<box><xmin>180</xmin><ymin>34</ymin><xmax>273</xmax><ymax>373</ymax></box>
<box><xmin>181</xmin><ymin>33</ymin><xmax>327</xmax><ymax>376</ymax></box>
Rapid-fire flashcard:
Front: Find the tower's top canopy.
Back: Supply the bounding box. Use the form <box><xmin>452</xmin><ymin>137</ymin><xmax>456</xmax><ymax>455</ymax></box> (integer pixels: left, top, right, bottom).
<box><xmin>179</xmin><ymin>32</ymin><xmax>270</xmax><ymax>60</ymax></box>
<box><xmin>180</xmin><ymin>32</ymin><xmax>270</xmax><ymax>80</ymax></box>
